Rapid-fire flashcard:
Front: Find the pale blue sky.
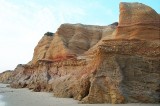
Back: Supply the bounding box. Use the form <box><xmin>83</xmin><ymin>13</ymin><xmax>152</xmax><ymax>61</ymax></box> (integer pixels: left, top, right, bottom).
<box><xmin>0</xmin><ymin>0</ymin><xmax>159</xmax><ymax>72</ymax></box>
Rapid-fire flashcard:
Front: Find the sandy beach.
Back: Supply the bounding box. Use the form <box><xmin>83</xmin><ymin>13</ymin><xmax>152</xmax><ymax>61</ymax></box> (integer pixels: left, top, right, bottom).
<box><xmin>0</xmin><ymin>83</ymin><xmax>159</xmax><ymax>106</ymax></box>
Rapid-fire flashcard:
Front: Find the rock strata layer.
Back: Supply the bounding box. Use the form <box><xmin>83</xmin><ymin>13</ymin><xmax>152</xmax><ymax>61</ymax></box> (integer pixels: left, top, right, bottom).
<box><xmin>0</xmin><ymin>2</ymin><xmax>159</xmax><ymax>104</ymax></box>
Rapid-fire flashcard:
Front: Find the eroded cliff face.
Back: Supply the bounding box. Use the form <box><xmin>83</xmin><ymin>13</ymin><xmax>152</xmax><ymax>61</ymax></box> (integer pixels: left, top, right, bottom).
<box><xmin>31</xmin><ymin>32</ymin><xmax>54</xmax><ymax>65</ymax></box>
<box><xmin>0</xmin><ymin>2</ymin><xmax>159</xmax><ymax>104</ymax></box>
<box><xmin>0</xmin><ymin>70</ymin><xmax>13</xmax><ymax>83</ymax></box>
<box><xmin>81</xmin><ymin>39</ymin><xmax>160</xmax><ymax>103</ymax></box>
<box><xmin>116</xmin><ymin>2</ymin><xmax>160</xmax><ymax>40</ymax></box>
<box><xmin>31</xmin><ymin>23</ymin><xmax>117</xmax><ymax>65</ymax></box>
<box><xmin>9</xmin><ymin>22</ymin><xmax>117</xmax><ymax>91</ymax></box>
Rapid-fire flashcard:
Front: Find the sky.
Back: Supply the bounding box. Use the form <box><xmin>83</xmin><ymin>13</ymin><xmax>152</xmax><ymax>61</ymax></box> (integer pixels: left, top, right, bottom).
<box><xmin>0</xmin><ymin>0</ymin><xmax>159</xmax><ymax>73</ymax></box>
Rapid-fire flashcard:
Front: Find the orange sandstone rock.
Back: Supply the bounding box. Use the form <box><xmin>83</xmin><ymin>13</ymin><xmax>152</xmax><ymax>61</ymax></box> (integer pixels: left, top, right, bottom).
<box><xmin>116</xmin><ymin>2</ymin><xmax>160</xmax><ymax>40</ymax></box>
<box><xmin>1</xmin><ymin>2</ymin><xmax>160</xmax><ymax>104</ymax></box>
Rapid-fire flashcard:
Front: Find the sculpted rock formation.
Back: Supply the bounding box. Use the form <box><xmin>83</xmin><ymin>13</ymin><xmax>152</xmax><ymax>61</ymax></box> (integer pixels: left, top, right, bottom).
<box><xmin>31</xmin><ymin>32</ymin><xmax>54</xmax><ymax>64</ymax></box>
<box><xmin>9</xmin><ymin>23</ymin><xmax>117</xmax><ymax>91</ymax></box>
<box><xmin>31</xmin><ymin>23</ymin><xmax>117</xmax><ymax>65</ymax></box>
<box><xmin>116</xmin><ymin>2</ymin><xmax>160</xmax><ymax>40</ymax></box>
<box><xmin>44</xmin><ymin>24</ymin><xmax>105</xmax><ymax>61</ymax></box>
<box><xmin>0</xmin><ymin>2</ymin><xmax>159</xmax><ymax>104</ymax></box>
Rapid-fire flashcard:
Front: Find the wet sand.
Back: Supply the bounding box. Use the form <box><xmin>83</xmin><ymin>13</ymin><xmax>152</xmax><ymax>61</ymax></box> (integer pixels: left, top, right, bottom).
<box><xmin>0</xmin><ymin>83</ymin><xmax>159</xmax><ymax>106</ymax></box>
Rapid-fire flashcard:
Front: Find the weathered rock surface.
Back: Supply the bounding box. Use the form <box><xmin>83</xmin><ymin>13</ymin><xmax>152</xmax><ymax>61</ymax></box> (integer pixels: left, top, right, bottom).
<box><xmin>31</xmin><ymin>32</ymin><xmax>54</xmax><ymax>64</ymax></box>
<box><xmin>0</xmin><ymin>70</ymin><xmax>13</xmax><ymax>83</ymax></box>
<box><xmin>81</xmin><ymin>39</ymin><xmax>160</xmax><ymax>103</ymax></box>
<box><xmin>0</xmin><ymin>2</ymin><xmax>159</xmax><ymax>104</ymax></box>
<box><xmin>31</xmin><ymin>23</ymin><xmax>117</xmax><ymax>65</ymax></box>
<box><xmin>116</xmin><ymin>2</ymin><xmax>160</xmax><ymax>40</ymax></box>
<box><xmin>9</xmin><ymin>22</ymin><xmax>117</xmax><ymax>89</ymax></box>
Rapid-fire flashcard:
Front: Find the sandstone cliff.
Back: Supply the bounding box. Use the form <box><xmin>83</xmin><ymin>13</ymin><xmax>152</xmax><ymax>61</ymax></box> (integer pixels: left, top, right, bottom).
<box><xmin>0</xmin><ymin>2</ymin><xmax>159</xmax><ymax>104</ymax></box>
<box><xmin>0</xmin><ymin>70</ymin><xmax>13</xmax><ymax>83</ymax></box>
<box><xmin>116</xmin><ymin>2</ymin><xmax>160</xmax><ymax>40</ymax></box>
<box><xmin>31</xmin><ymin>32</ymin><xmax>54</xmax><ymax>65</ymax></box>
<box><xmin>31</xmin><ymin>24</ymin><xmax>117</xmax><ymax>65</ymax></box>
